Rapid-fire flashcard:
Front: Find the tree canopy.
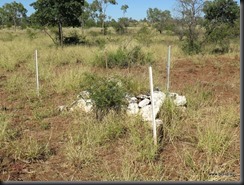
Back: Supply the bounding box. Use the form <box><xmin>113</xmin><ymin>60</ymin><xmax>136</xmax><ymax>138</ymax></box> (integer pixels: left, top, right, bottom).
<box><xmin>203</xmin><ymin>0</ymin><xmax>239</xmax><ymax>53</ymax></box>
<box><xmin>90</xmin><ymin>0</ymin><xmax>117</xmax><ymax>35</ymax></box>
<box><xmin>121</xmin><ymin>4</ymin><xmax>129</xmax><ymax>17</ymax></box>
<box><xmin>0</xmin><ymin>1</ymin><xmax>27</xmax><ymax>30</ymax></box>
<box><xmin>147</xmin><ymin>8</ymin><xmax>173</xmax><ymax>34</ymax></box>
<box><xmin>174</xmin><ymin>0</ymin><xmax>204</xmax><ymax>54</ymax></box>
<box><xmin>30</xmin><ymin>0</ymin><xmax>85</xmax><ymax>46</ymax></box>
<box><xmin>203</xmin><ymin>0</ymin><xmax>239</xmax><ymax>24</ymax></box>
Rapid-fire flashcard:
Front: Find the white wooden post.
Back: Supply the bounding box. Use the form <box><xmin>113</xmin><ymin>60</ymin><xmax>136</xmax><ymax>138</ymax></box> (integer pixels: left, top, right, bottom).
<box><xmin>149</xmin><ymin>66</ymin><xmax>157</xmax><ymax>146</ymax></box>
<box><xmin>166</xmin><ymin>45</ymin><xmax>171</xmax><ymax>95</ymax></box>
<box><xmin>35</xmin><ymin>49</ymin><xmax>40</xmax><ymax>96</ymax></box>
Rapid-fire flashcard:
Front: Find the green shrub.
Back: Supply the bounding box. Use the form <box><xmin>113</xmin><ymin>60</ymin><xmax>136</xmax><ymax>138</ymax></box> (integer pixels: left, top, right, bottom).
<box><xmin>106</xmin><ymin>47</ymin><xmax>128</xmax><ymax>68</ymax></box>
<box><xmin>181</xmin><ymin>39</ymin><xmax>201</xmax><ymax>55</ymax></box>
<box><xmin>63</xmin><ymin>30</ymin><xmax>87</xmax><ymax>45</ymax></box>
<box><xmin>81</xmin><ymin>73</ymin><xmax>127</xmax><ymax>120</ymax></box>
<box><xmin>94</xmin><ymin>46</ymin><xmax>154</xmax><ymax>68</ymax></box>
<box><xmin>135</xmin><ymin>26</ymin><xmax>153</xmax><ymax>46</ymax></box>
<box><xmin>112</xmin><ymin>18</ymin><xmax>129</xmax><ymax>35</ymax></box>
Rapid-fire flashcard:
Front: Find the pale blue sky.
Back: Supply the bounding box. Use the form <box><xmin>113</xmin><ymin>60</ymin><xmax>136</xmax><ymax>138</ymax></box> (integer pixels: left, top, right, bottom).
<box><xmin>0</xmin><ymin>0</ymin><xmax>241</xmax><ymax>20</ymax></box>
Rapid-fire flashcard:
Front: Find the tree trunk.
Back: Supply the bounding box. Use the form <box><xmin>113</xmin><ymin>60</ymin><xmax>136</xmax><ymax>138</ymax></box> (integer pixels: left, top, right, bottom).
<box><xmin>102</xmin><ymin>20</ymin><xmax>105</xmax><ymax>35</ymax></box>
<box><xmin>58</xmin><ymin>21</ymin><xmax>63</xmax><ymax>47</ymax></box>
<box><xmin>13</xmin><ymin>16</ymin><xmax>16</xmax><ymax>31</ymax></box>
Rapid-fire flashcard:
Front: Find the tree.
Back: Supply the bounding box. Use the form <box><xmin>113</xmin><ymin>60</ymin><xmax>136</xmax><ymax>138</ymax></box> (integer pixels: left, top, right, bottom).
<box><xmin>78</xmin><ymin>1</ymin><xmax>99</xmax><ymax>30</ymax></box>
<box><xmin>30</xmin><ymin>0</ymin><xmax>85</xmax><ymax>46</ymax></box>
<box><xmin>1</xmin><ymin>1</ymin><xmax>27</xmax><ymax>31</ymax></box>
<box><xmin>111</xmin><ymin>4</ymin><xmax>130</xmax><ymax>34</ymax></box>
<box><xmin>0</xmin><ymin>8</ymin><xmax>5</xmax><ymax>27</ymax></box>
<box><xmin>121</xmin><ymin>4</ymin><xmax>129</xmax><ymax>17</ymax></box>
<box><xmin>203</xmin><ymin>0</ymin><xmax>239</xmax><ymax>24</ymax></box>
<box><xmin>147</xmin><ymin>8</ymin><xmax>173</xmax><ymax>34</ymax></box>
<box><xmin>174</xmin><ymin>0</ymin><xmax>204</xmax><ymax>54</ymax></box>
<box><xmin>203</xmin><ymin>0</ymin><xmax>240</xmax><ymax>53</ymax></box>
<box><xmin>112</xmin><ymin>17</ymin><xmax>129</xmax><ymax>34</ymax></box>
<box><xmin>90</xmin><ymin>0</ymin><xmax>117</xmax><ymax>35</ymax></box>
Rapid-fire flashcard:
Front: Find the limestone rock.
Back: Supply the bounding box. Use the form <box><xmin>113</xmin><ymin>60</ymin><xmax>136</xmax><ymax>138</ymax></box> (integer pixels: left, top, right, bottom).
<box><xmin>129</xmin><ymin>97</ymin><xmax>138</xmax><ymax>103</ymax></box>
<box><xmin>127</xmin><ymin>102</ymin><xmax>139</xmax><ymax>115</ymax></box>
<box><xmin>169</xmin><ymin>93</ymin><xmax>187</xmax><ymax>106</ymax></box>
<box><xmin>58</xmin><ymin>105</ymin><xmax>68</xmax><ymax>112</ymax></box>
<box><xmin>128</xmin><ymin>91</ymin><xmax>166</xmax><ymax>122</ymax></box>
<box><xmin>77</xmin><ymin>98</ymin><xmax>93</xmax><ymax>113</ymax></box>
<box><xmin>69</xmin><ymin>98</ymin><xmax>93</xmax><ymax>113</ymax></box>
<box><xmin>137</xmin><ymin>94</ymin><xmax>150</xmax><ymax>100</ymax></box>
<box><xmin>138</xmin><ymin>98</ymin><xmax>150</xmax><ymax>108</ymax></box>
<box><xmin>77</xmin><ymin>91</ymin><xmax>90</xmax><ymax>99</ymax></box>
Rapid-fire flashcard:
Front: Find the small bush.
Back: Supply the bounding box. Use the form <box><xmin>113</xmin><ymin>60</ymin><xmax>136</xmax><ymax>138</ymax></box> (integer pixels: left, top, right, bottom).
<box><xmin>94</xmin><ymin>46</ymin><xmax>154</xmax><ymax>68</ymax></box>
<box><xmin>81</xmin><ymin>73</ymin><xmax>127</xmax><ymax>120</ymax></box>
<box><xmin>135</xmin><ymin>26</ymin><xmax>153</xmax><ymax>46</ymax></box>
<box><xmin>181</xmin><ymin>40</ymin><xmax>201</xmax><ymax>55</ymax></box>
<box><xmin>112</xmin><ymin>18</ymin><xmax>129</xmax><ymax>35</ymax></box>
<box><xmin>63</xmin><ymin>30</ymin><xmax>87</xmax><ymax>45</ymax></box>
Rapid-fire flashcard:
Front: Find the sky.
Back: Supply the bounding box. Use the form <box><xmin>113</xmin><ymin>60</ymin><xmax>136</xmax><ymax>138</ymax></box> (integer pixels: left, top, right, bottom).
<box><xmin>0</xmin><ymin>0</ymin><xmax>180</xmax><ymax>20</ymax></box>
<box><xmin>0</xmin><ymin>0</ymin><xmax>241</xmax><ymax>21</ymax></box>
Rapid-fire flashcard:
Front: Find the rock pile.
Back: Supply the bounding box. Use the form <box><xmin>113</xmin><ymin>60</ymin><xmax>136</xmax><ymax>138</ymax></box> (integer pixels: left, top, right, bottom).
<box><xmin>58</xmin><ymin>90</ymin><xmax>187</xmax><ymax>129</ymax></box>
<box><xmin>126</xmin><ymin>91</ymin><xmax>166</xmax><ymax>122</ymax></box>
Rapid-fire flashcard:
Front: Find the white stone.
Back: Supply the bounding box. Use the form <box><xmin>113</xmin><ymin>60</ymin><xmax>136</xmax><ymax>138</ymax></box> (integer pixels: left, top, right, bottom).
<box><xmin>129</xmin><ymin>97</ymin><xmax>138</xmax><ymax>103</ymax></box>
<box><xmin>76</xmin><ymin>98</ymin><xmax>86</xmax><ymax>109</ymax></box>
<box><xmin>169</xmin><ymin>93</ymin><xmax>187</xmax><ymax>106</ymax></box>
<box><xmin>137</xmin><ymin>91</ymin><xmax>166</xmax><ymax>122</ymax></box>
<box><xmin>138</xmin><ymin>98</ymin><xmax>150</xmax><ymax>108</ymax></box>
<box><xmin>139</xmin><ymin>104</ymin><xmax>162</xmax><ymax>122</ymax></box>
<box><xmin>77</xmin><ymin>91</ymin><xmax>90</xmax><ymax>99</ymax></box>
<box><xmin>139</xmin><ymin>105</ymin><xmax>153</xmax><ymax>121</ymax></box>
<box><xmin>58</xmin><ymin>105</ymin><xmax>67</xmax><ymax>112</ymax></box>
<box><xmin>174</xmin><ymin>95</ymin><xmax>186</xmax><ymax>106</ymax></box>
<box><xmin>153</xmin><ymin>91</ymin><xmax>166</xmax><ymax>107</ymax></box>
<box><xmin>70</xmin><ymin>98</ymin><xmax>93</xmax><ymax>113</ymax></box>
<box><xmin>84</xmin><ymin>99</ymin><xmax>93</xmax><ymax>112</ymax></box>
<box><xmin>127</xmin><ymin>102</ymin><xmax>139</xmax><ymax>115</ymax></box>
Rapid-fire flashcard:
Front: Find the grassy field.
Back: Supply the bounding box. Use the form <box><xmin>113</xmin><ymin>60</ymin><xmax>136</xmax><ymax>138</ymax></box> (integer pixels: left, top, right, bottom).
<box><xmin>0</xmin><ymin>27</ymin><xmax>240</xmax><ymax>181</ymax></box>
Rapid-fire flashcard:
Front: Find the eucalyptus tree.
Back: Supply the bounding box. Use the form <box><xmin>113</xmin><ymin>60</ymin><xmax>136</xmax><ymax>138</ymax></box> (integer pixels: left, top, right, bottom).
<box><xmin>174</xmin><ymin>0</ymin><xmax>204</xmax><ymax>54</ymax></box>
<box><xmin>1</xmin><ymin>1</ymin><xmax>27</xmax><ymax>30</ymax></box>
<box><xmin>31</xmin><ymin>0</ymin><xmax>85</xmax><ymax>46</ymax></box>
<box><xmin>90</xmin><ymin>0</ymin><xmax>117</xmax><ymax>35</ymax></box>
<box><xmin>121</xmin><ymin>4</ymin><xmax>129</xmax><ymax>17</ymax></box>
<box><xmin>203</xmin><ymin>0</ymin><xmax>240</xmax><ymax>53</ymax></box>
<box><xmin>147</xmin><ymin>8</ymin><xmax>173</xmax><ymax>34</ymax></box>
